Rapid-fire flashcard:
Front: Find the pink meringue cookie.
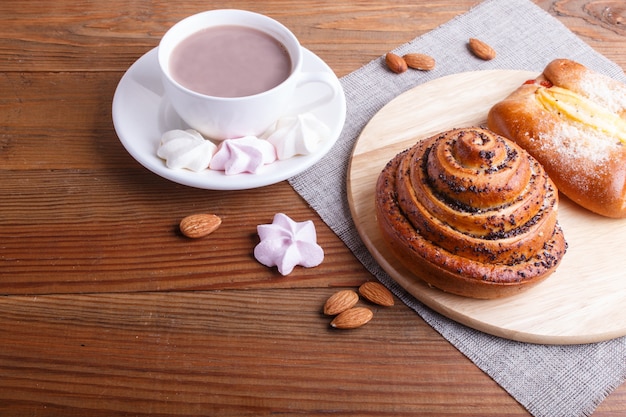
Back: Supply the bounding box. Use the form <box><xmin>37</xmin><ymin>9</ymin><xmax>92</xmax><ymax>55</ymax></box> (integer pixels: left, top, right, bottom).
<box><xmin>209</xmin><ymin>136</ymin><xmax>276</xmax><ymax>175</ymax></box>
<box><xmin>254</xmin><ymin>213</ymin><xmax>324</xmax><ymax>276</ymax></box>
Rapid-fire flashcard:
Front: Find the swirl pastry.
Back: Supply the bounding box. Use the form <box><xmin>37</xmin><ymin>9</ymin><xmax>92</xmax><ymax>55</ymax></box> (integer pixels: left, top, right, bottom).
<box><xmin>375</xmin><ymin>127</ymin><xmax>567</xmax><ymax>299</ymax></box>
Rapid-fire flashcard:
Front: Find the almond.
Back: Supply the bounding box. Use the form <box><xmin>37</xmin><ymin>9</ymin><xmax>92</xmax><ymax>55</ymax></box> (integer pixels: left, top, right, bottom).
<box><xmin>385</xmin><ymin>52</ymin><xmax>407</xmax><ymax>74</ymax></box>
<box><xmin>359</xmin><ymin>281</ymin><xmax>394</xmax><ymax>307</ymax></box>
<box><xmin>468</xmin><ymin>38</ymin><xmax>496</xmax><ymax>60</ymax></box>
<box><xmin>323</xmin><ymin>290</ymin><xmax>359</xmax><ymax>315</ymax></box>
<box><xmin>403</xmin><ymin>53</ymin><xmax>436</xmax><ymax>71</ymax></box>
<box><xmin>179</xmin><ymin>213</ymin><xmax>222</xmax><ymax>238</ymax></box>
<box><xmin>330</xmin><ymin>307</ymin><xmax>373</xmax><ymax>329</ymax></box>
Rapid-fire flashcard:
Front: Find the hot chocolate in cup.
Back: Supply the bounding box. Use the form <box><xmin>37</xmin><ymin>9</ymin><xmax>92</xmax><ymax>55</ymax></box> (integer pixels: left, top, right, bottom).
<box><xmin>158</xmin><ymin>9</ymin><xmax>340</xmax><ymax>140</ymax></box>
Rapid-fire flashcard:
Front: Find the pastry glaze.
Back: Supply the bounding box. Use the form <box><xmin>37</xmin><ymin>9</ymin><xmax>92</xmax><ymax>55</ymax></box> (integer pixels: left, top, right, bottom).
<box><xmin>488</xmin><ymin>59</ymin><xmax>626</xmax><ymax>218</ymax></box>
<box><xmin>375</xmin><ymin>128</ymin><xmax>567</xmax><ymax>299</ymax></box>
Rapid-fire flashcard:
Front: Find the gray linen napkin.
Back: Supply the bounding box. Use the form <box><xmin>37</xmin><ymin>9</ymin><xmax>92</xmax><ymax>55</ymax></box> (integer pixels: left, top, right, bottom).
<box><xmin>289</xmin><ymin>0</ymin><xmax>626</xmax><ymax>415</ymax></box>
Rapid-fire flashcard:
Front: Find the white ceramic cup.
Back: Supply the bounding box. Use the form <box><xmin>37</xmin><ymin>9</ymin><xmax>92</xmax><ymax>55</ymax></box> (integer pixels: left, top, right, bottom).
<box><xmin>158</xmin><ymin>9</ymin><xmax>340</xmax><ymax>140</ymax></box>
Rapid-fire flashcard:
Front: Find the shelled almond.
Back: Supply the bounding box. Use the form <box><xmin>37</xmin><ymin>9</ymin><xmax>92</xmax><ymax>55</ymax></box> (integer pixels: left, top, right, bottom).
<box><xmin>403</xmin><ymin>53</ymin><xmax>436</xmax><ymax>71</ymax></box>
<box><xmin>385</xmin><ymin>52</ymin><xmax>408</xmax><ymax>74</ymax></box>
<box><xmin>179</xmin><ymin>213</ymin><xmax>222</xmax><ymax>238</ymax></box>
<box><xmin>330</xmin><ymin>307</ymin><xmax>374</xmax><ymax>329</ymax></box>
<box><xmin>468</xmin><ymin>38</ymin><xmax>496</xmax><ymax>60</ymax></box>
<box><xmin>359</xmin><ymin>281</ymin><xmax>395</xmax><ymax>307</ymax></box>
<box><xmin>323</xmin><ymin>289</ymin><xmax>359</xmax><ymax>315</ymax></box>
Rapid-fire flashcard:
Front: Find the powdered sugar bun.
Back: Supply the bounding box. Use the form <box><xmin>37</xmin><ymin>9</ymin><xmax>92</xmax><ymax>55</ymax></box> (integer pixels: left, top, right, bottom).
<box><xmin>487</xmin><ymin>59</ymin><xmax>626</xmax><ymax>218</ymax></box>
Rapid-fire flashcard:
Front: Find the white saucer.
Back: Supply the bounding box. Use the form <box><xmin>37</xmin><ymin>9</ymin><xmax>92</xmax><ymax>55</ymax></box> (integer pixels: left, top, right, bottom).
<box><xmin>112</xmin><ymin>47</ymin><xmax>346</xmax><ymax>190</ymax></box>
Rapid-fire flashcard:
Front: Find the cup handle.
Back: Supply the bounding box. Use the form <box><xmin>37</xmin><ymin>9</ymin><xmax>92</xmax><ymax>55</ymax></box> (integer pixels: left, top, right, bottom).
<box><xmin>287</xmin><ymin>72</ymin><xmax>340</xmax><ymax>116</ymax></box>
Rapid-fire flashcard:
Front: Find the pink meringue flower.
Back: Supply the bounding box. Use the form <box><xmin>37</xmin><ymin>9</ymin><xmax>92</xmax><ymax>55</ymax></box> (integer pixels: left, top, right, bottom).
<box><xmin>254</xmin><ymin>213</ymin><xmax>324</xmax><ymax>276</ymax></box>
<box><xmin>209</xmin><ymin>136</ymin><xmax>276</xmax><ymax>175</ymax></box>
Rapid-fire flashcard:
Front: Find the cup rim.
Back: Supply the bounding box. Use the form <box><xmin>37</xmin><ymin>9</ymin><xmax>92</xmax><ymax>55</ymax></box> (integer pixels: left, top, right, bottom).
<box><xmin>157</xmin><ymin>9</ymin><xmax>303</xmax><ymax>101</ymax></box>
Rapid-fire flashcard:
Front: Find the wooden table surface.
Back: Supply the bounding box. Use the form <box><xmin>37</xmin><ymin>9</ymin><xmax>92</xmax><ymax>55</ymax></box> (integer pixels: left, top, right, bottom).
<box><xmin>2</xmin><ymin>0</ymin><xmax>625</xmax><ymax>415</ymax></box>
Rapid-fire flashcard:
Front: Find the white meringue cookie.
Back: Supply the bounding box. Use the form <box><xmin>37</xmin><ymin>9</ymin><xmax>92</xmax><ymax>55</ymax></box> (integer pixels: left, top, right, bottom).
<box><xmin>254</xmin><ymin>213</ymin><xmax>324</xmax><ymax>276</ymax></box>
<box><xmin>263</xmin><ymin>113</ymin><xmax>331</xmax><ymax>160</ymax></box>
<box><xmin>157</xmin><ymin>129</ymin><xmax>216</xmax><ymax>172</ymax></box>
<box><xmin>209</xmin><ymin>136</ymin><xmax>277</xmax><ymax>175</ymax></box>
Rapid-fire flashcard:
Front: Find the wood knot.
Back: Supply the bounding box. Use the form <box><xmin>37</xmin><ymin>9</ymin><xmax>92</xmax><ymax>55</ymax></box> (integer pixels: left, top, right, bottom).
<box><xmin>581</xmin><ymin>1</ymin><xmax>626</xmax><ymax>34</ymax></box>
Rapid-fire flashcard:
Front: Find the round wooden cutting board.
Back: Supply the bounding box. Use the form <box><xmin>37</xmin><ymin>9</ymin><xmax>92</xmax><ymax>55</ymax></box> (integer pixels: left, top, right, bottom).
<box><xmin>347</xmin><ymin>70</ymin><xmax>626</xmax><ymax>345</ymax></box>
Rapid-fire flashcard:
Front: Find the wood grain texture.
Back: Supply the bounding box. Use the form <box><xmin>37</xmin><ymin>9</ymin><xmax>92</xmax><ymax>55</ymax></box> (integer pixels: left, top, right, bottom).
<box><xmin>0</xmin><ymin>174</ymin><xmax>369</xmax><ymax>293</ymax></box>
<box><xmin>1</xmin><ymin>0</ymin><xmax>626</xmax><ymax>415</ymax></box>
<box><xmin>0</xmin><ymin>289</ymin><xmax>526</xmax><ymax>416</ymax></box>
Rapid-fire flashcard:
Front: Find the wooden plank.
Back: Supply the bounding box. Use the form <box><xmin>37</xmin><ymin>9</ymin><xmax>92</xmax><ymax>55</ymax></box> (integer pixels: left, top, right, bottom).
<box><xmin>0</xmin><ymin>173</ymin><xmax>367</xmax><ymax>294</ymax></box>
<box><xmin>0</xmin><ymin>1</ymin><xmax>477</xmax><ymax>73</ymax></box>
<box><xmin>0</xmin><ymin>288</ymin><xmax>527</xmax><ymax>416</ymax></box>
